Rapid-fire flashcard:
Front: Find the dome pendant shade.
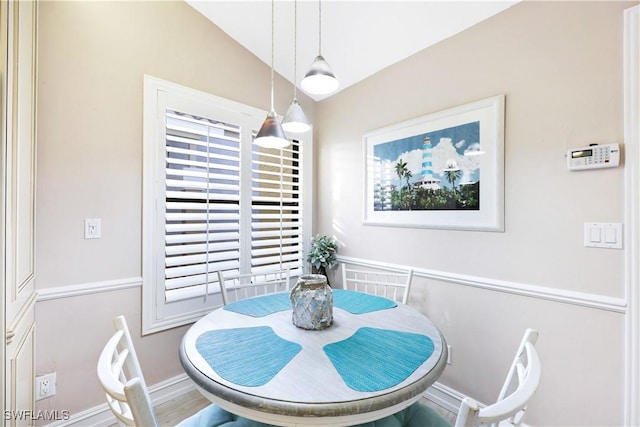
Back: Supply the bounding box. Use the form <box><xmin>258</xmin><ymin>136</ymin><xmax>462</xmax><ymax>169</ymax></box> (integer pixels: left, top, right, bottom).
<box><xmin>301</xmin><ymin>55</ymin><xmax>339</xmax><ymax>95</ymax></box>
<box><xmin>255</xmin><ymin>110</ymin><xmax>290</xmax><ymax>148</ymax></box>
<box><xmin>282</xmin><ymin>98</ymin><xmax>310</xmax><ymax>133</ymax></box>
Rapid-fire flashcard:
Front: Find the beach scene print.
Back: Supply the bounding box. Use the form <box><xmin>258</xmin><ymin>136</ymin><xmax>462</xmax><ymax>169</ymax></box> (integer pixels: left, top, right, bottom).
<box><xmin>372</xmin><ymin>121</ymin><xmax>481</xmax><ymax>211</ymax></box>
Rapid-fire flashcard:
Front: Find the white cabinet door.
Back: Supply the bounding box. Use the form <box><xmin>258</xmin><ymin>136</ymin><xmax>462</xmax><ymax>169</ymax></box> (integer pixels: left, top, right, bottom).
<box><xmin>2</xmin><ymin>1</ymin><xmax>38</xmax><ymax>425</ymax></box>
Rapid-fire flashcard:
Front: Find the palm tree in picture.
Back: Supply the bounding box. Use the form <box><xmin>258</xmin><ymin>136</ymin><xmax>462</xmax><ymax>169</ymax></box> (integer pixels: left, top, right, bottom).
<box><xmin>444</xmin><ymin>159</ymin><xmax>462</xmax><ymax>197</ymax></box>
<box><xmin>444</xmin><ymin>169</ymin><xmax>462</xmax><ymax>191</ymax></box>
<box><xmin>394</xmin><ymin>159</ymin><xmax>413</xmax><ymax>210</ymax></box>
<box><xmin>394</xmin><ymin>160</ymin><xmax>408</xmax><ymax>186</ymax></box>
<box><xmin>404</xmin><ymin>169</ymin><xmax>413</xmax><ymax>189</ymax></box>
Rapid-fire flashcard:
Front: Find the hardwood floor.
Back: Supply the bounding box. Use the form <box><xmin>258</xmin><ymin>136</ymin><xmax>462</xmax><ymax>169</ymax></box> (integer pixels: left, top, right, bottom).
<box><xmin>154</xmin><ymin>389</ymin><xmax>458</xmax><ymax>426</ymax></box>
<box><xmin>153</xmin><ymin>390</ymin><xmax>209</xmax><ymax>426</ymax></box>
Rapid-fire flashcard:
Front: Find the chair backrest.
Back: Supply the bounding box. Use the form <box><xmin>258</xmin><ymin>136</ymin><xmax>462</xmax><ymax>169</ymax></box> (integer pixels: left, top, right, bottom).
<box><xmin>97</xmin><ymin>315</ymin><xmax>157</xmax><ymax>427</ymax></box>
<box><xmin>455</xmin><ymin>329</ymin><xmax>541</xmax><ymax>427</ymax></box>
<box><xmin>217</xmin><ymin>269</ymin><xmax>291</xmax><ymax>305</ymax></box>
<box><xmin>341</xmin><ymin>264</ymin><xmax>414</xmax><ymax>304</ymax></box>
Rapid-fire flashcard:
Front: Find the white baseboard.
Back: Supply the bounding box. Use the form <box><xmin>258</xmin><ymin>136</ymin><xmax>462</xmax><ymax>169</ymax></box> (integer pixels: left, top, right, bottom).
<box><xmin>45</xmin><ymin>374</ymin><xmax>196</xmax><ymax>427</ymax></box>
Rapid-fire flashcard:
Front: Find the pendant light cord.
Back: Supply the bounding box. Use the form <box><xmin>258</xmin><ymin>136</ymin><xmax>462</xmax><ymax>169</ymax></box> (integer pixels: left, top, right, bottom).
<box><xmin>270</xmin><ymin>0</ymin><xmax>275</xmax><ymax>111</ymax></box>
<box><xmin>293</xmin><ymin>0</ymin><xmax>298</xmax><ymax>98</ymax></box>
<box><xmin>318</xmin><ymin>0</ymin><xmax>322</xmax><ymax>55</ymax></box>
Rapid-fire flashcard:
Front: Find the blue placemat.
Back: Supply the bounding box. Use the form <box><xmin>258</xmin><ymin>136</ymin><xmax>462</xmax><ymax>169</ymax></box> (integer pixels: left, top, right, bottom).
<box><xmin>323</xmin><ymin>327</ymin><xmax>434</xmax><ymax>392</ymax></box>
<box><xmin>223</xmin><ymin>293</ymin><xmax>291</xmax><ymax>317</ymax></box>
<box><xmin>333</xmin><ymin>289</ymin><xmax>397</xmax><ymax>314</ymax></box>
<box><xmin>196</xmin><ymin>326</ymin><xmax>302</xmax><ymax>387</ymax></box>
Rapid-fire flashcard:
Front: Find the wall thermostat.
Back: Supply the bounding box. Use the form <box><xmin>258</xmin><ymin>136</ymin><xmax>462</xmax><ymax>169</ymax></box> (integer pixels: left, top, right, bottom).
<box><xmin>567</xmin><ymin>143</ymin><xmax>620</xmax><ymax>171</ymax></box>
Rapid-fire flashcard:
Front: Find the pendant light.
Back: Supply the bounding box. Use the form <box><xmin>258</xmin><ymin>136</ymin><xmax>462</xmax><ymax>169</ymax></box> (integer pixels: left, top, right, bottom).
<box><xmin>255</xmin><ymin>0</ymin><xmax>290</xmax><ymax>149</ymax></box>
<box><xmin>300</xmin><ymin>0</ymin><xmax>339</xmax><ymax>96</ymax></box>
<box><xmin>282</xmin><ymin>0</ymin><xmax>311</xmax><ymax>133</ymax></box>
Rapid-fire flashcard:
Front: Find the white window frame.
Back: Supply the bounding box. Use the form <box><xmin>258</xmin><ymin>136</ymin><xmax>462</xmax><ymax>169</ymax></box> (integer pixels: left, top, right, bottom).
<box><xmin>142</xmin><ymin>75</ymin><xmax>313</xmax><ymax>334</ymax></box>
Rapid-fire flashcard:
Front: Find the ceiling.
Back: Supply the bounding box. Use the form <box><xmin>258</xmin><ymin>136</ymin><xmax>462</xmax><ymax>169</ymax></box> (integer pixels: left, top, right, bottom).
<box><xmin>186</xmin><ymin>1</ymin><xmax>519</xmax><ymax>101</ymax></box>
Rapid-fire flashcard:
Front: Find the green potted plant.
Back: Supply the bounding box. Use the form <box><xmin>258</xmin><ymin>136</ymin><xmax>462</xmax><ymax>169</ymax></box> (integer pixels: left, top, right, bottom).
<box><xmin>306</xmin><ymin>234</ymin><xmax>338</xmax><ymax>282</ymax></box>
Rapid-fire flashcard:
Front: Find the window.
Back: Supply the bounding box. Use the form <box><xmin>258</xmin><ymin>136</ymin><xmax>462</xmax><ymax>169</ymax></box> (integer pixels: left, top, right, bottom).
<box><xmin>142</xmin><ymin>76</ymin><xmax>312</xmax><ymax>334</ymax></box>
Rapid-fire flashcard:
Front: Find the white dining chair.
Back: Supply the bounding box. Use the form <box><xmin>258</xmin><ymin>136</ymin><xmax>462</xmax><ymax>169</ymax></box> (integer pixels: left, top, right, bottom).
<box><xmin>217</xmin><ymin>269</ymin><xmax>291</xmax><ymax>305</ymax></box>
<box><xmin>341</xmin><ymin>264</ymin><xmax>414</xmax><ymax>304</ymax></box>
<box><xmin>454</xmin><ymin>328</ymin><xmax>541</xmax><ymax>427</ymax></box>
<box><xmin>389</xmin><ymin>329</ymin><xmax>541</xmax><ymax>427</ymax></box>
<box><xmin>97</xmin><ymin>315</ymin><xmax>246</xmax><ymax>427</ymax></box>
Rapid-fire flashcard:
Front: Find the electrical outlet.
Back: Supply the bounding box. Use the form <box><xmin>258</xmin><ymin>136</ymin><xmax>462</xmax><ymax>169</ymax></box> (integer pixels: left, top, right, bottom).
<box><xmin>36</xmin><ymin>373</ymin><xmax>56</xmax><ymax>400</ymax></box>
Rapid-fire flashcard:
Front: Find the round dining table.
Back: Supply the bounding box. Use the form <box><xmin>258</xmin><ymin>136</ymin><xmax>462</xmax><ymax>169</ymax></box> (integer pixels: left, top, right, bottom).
<box><xmin>179</xmin><ymin>289</ymin><xmax>448</xmax><ymax>426</ymax></box>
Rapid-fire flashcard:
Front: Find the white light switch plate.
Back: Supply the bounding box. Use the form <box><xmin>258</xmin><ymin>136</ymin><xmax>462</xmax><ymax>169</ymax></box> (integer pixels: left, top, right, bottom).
<box><xmin>84</xmin><ymin>218</ymin><xmax>101</xmax><ymax>239</ymax></box>
<box><xmin>584</xmin><ymin>222</ymin><xmax>622</xmax><ymax>249</ymax></box>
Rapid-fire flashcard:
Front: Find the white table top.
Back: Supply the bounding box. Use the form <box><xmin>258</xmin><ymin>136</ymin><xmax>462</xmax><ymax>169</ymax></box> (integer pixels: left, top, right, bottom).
<box><xmin>179</xmin><ymin>289</ymin><xmax>447</xmax><ymax>426</ymax></box>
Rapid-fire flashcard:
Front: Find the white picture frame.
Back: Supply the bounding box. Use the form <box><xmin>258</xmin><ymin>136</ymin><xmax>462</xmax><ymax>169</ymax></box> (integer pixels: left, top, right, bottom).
<box><xmin>363</xmin><ymin>94</ymin><xmax>505</xmax><ymax>231</ymax></box>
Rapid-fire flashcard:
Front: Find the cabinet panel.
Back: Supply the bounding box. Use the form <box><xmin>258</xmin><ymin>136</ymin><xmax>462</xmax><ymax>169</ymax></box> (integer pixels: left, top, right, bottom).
<box><xmin>3</xmin><ymin>0</ymin><xmax>38</xmax><ymax>424</ymax></box>
<box><xmin>6</xmin><ymin>312</ymin><xmax>35</xmax><ymax>427</ymax></box>
<box><xmin>5</xmin><ymin>0</ymin><xmax>37</xmax><ymax>313</ymax></box>
<box><xmin>13</xmin><ymin>0</ymin><xmax>36</xmax><ymax>296</ymax></box>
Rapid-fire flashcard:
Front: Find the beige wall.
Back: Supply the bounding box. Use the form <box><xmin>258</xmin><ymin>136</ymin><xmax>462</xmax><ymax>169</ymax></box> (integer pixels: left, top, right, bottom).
<box><xmin>316</xmin><ymin>1</ymin><xmax>634</xmax><ymax>426</ymax></box>
<box><xmin>34</xmin><ymin>0</ymin><xmax>315</xmax><ymax>419</ymax></box>
<box><xmin>34</xmin><ymin>0</ymin><xmax>636</xmax><ymax>426</ymax></box>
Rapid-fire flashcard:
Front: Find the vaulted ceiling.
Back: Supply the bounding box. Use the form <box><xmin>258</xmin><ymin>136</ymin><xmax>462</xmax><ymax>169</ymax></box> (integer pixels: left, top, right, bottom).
<box><xmin>186</xmin><ymin>1</ymin><xmax>519</xmax><ymax>101</ymax></box>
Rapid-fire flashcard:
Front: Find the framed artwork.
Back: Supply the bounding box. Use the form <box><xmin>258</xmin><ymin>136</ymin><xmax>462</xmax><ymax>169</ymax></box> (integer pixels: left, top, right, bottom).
<box><xmin>363</xmin><ymin>94</ymin><xmax>505</xmax><ymax>231</ymax></box>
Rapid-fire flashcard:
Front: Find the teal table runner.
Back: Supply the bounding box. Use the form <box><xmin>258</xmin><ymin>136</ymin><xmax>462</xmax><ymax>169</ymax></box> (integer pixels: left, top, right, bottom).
<box><xmin>333</xmin><ymin>289</ymin><xmax>397</xmax><ymax>314</ymax></box>
<box><xmin>223</xmin><ymin>290</ymin><xmax>396</xmax><ymax>317</ymax></box>
<box><xmin>196</xmin><ymin>326</ymin><xmax>301</xmax><ymax>387</ymax></box>
<box><xmin>323</xmin><ymin>327</ymin><xmax>434</xmax><ymax>392</ymax></box>
<box><xmin>223</xmin><ymin>293</ymin><xmax>291</xmax><ymax>317</ymax></box>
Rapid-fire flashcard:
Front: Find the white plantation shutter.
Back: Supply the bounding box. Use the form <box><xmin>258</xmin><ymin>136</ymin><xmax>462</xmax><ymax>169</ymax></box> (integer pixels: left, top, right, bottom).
<box><xmin>143</xmin><ymin>76</ymin><xmax>312</xmax><ymax>334</ymax></box>
<box><xmin>250</xmin><ymin>141</ymin><xmax>304</xmax><ymax>277</ymax></box>
<box><xmin>164</xmin><ymin>111</ymin><xmax>241</xmax><ymax>303</ymax></box>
